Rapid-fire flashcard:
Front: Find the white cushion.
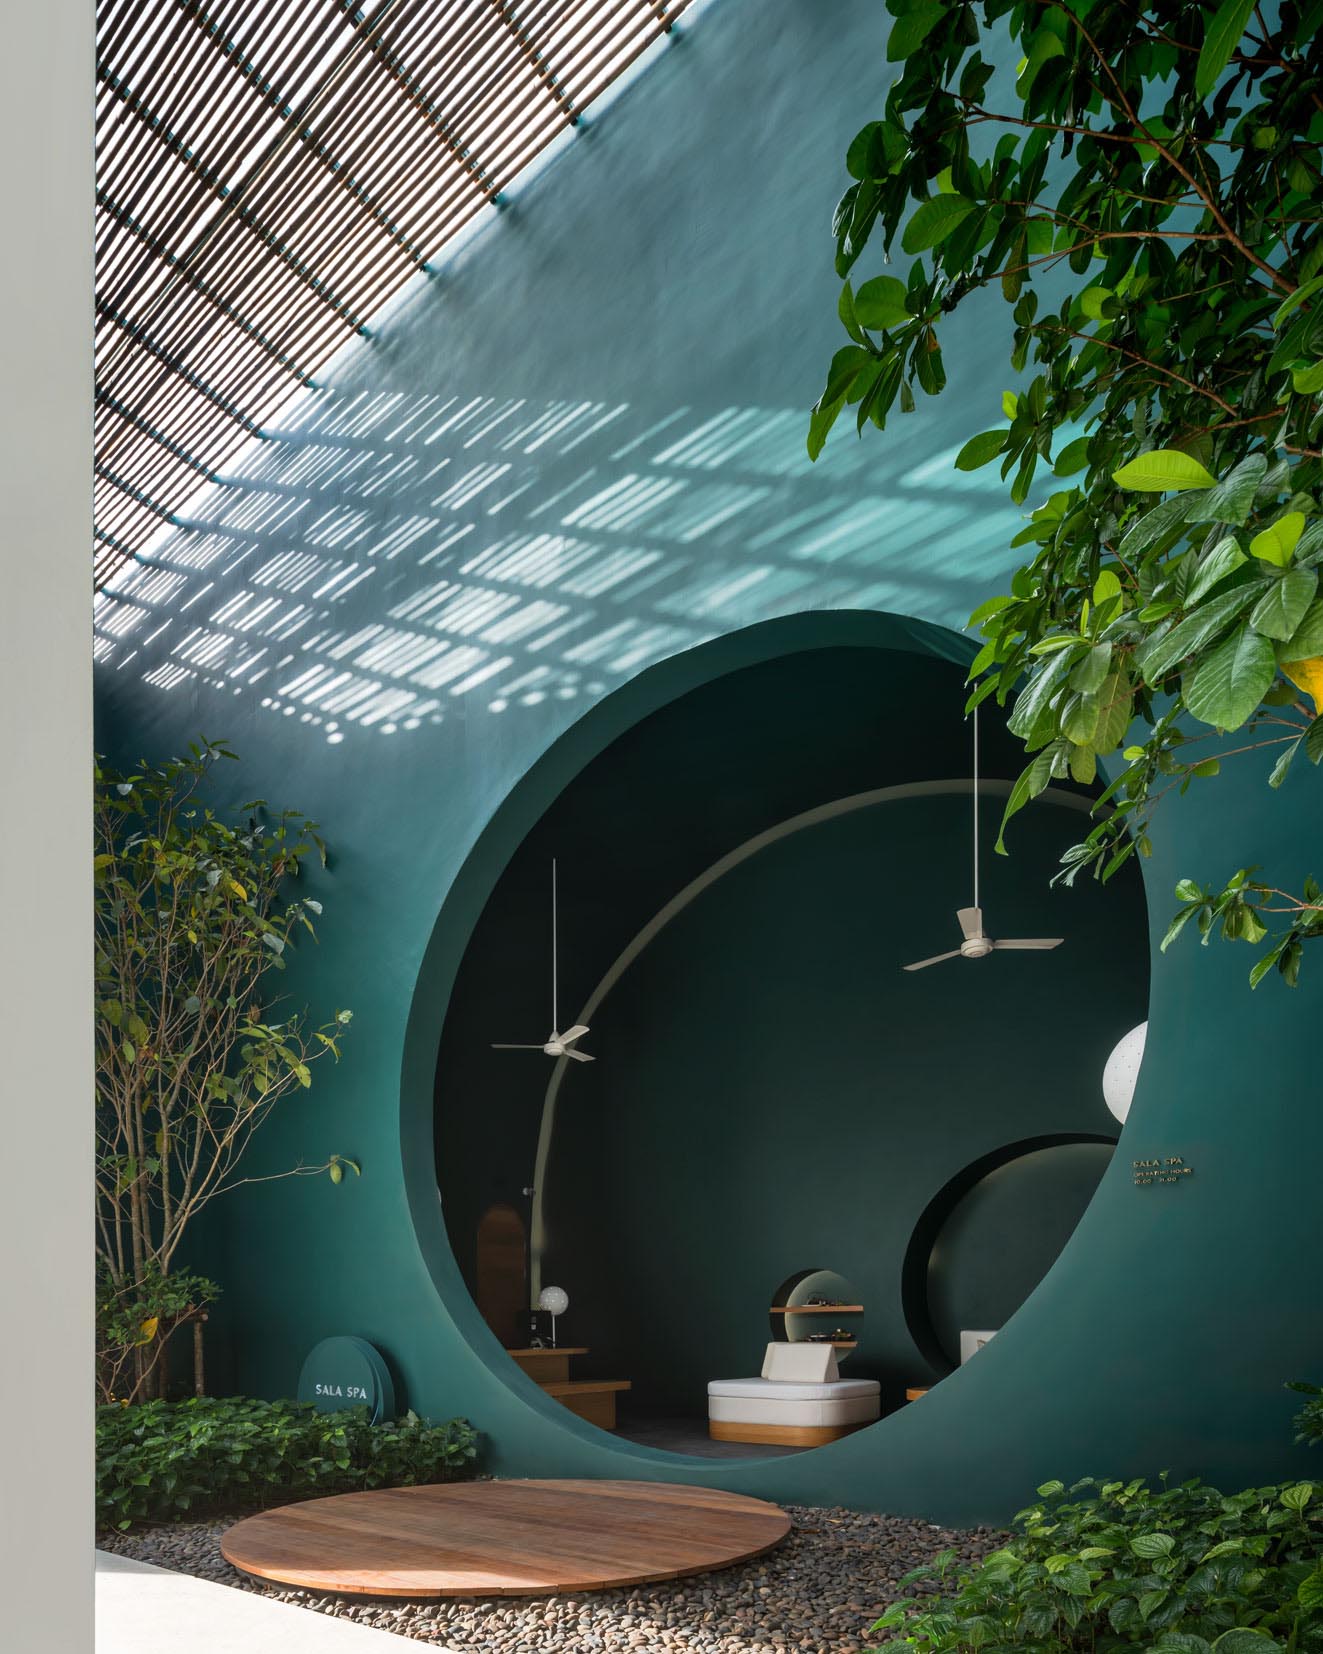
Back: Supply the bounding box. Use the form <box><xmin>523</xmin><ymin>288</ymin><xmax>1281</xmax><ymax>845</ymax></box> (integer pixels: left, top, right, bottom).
<box><xmin>708</xmin><ymin>1377</ymin><xmax>879</xmax><ymax>1401</ymax></box>
<box><xmin>707</xmin><ymin>1376</ymin><xmax>880</xmax><ymax>1428</ymax></box>
<box><xmin>761</xmin><ymin>1342</ymin><xmax>838</xmax><ymax>1382</ymax></box>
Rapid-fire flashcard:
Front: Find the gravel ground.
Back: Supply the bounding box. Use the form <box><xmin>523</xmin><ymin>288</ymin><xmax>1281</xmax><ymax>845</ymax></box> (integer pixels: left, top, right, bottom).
<box><xmin>99</xmin><ymin>1503</ymin><xmax>1004</xmax><ymax>1653</ymax></box>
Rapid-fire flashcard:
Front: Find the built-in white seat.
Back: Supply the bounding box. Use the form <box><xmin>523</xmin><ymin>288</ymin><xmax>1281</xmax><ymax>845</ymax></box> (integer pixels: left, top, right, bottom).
<box><xmin>707</xmin><ymin>1343</ymin><xmax>881</xmax><ymax>1441</ymax></box>
<box><xmin>707</xmin><ymin>1375</ymin><xmax>880</xmax><ymax>1427</ymax></box>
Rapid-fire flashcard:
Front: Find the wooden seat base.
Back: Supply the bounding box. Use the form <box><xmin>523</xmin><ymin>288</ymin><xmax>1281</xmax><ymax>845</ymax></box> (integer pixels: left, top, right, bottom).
<box><xmin>709</xmin><ymin>1418</ymin><xmax>870</xmax><ymax>1447</ymax></box>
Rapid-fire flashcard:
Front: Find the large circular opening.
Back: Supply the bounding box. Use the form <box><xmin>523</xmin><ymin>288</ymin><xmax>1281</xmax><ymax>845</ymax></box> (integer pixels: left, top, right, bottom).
<box><xmin>430</xmin><ymin>624</ymin><xmax>1149</xmax><ymax>1457</ymax></box>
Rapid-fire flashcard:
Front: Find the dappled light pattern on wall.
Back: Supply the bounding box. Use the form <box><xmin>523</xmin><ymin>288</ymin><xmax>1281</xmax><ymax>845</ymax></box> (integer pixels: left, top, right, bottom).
<box><xmin>93</xmin><ymin>383</ymin><xmax>1027</xmax><ymax>745</ymax></box>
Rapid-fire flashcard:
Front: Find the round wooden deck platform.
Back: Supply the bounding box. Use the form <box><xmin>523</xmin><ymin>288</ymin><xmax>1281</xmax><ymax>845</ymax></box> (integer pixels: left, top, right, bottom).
<box><xmin>221</xmin><ymin>1479</ymin><xmax>791</xmax><ymax>1598</ymax></box>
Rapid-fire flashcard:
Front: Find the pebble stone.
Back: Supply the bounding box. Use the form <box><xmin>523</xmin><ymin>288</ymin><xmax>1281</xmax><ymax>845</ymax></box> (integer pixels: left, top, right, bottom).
<box><xmin>100</xmin><ymin>1502</ymin><xmax>1003</xmax><ymax>1652</ymax></box>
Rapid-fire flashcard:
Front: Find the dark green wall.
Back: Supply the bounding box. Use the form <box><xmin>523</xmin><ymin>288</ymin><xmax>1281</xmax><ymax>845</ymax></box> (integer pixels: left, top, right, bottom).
<box><xmin>93</xmin><ymin>0</ymin><xmax>1323</xmax><ymax>1523</ymax></box>
<box><xmin>547</xmin><ymin>800</ymin><xmax>1135</xmax><ymax>1411</ymax></box>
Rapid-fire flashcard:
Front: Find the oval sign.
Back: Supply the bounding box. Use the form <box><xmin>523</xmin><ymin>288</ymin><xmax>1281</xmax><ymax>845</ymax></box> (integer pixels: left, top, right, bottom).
<box><xmin>297</xmin><ymin>1335</ymin><xmax>395</xmax><ymax>1423</ymax></box>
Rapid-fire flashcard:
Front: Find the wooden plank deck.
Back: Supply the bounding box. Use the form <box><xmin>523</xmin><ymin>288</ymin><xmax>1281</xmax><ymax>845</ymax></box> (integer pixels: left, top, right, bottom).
<box><xmin>220</xmin><ymin>1479</ymin><xmax>791</xmax><ymax>1598</ymax></box>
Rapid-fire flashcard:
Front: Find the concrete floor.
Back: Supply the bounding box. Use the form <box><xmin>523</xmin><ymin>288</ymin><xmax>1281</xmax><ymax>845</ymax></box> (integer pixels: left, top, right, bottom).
<box><xmin>96</xmin><ymin>1550</ymin><xmax>427</xmax><ymax>1652</ymax></box>
<box><xmin>614</xmin><ymin>1411</ymin><xmax>805</xmax><ymax>1459</ymax></box>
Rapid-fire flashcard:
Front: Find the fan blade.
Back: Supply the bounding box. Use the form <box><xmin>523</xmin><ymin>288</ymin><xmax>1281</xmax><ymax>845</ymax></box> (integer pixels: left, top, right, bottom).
<box><xmin>563</xmin><ymin>1047</ymin><xmax>595</xmax><ymax>1062</ymax></box>
<box><xmin>559</xmin><ymin>1024</ymin><xmax>589</xmax><ymax>1044</ymax></box>
<box><xmin>957</xmin><ymin>906</ymin><xmax>984</xmax><ymax>941</ymax></box>
<box><xmin>902</xmin><ymin>950</ymin><xmax>963</xmax><ymax>972</ymax></box>
<box><xmin>491</xmin><ymin>1043</ymin><xmax>546</xmax><ymax>1049</ymax></box>
<box><xmin>992</xmin><ymin>938</ymin><xmax>1064</xmax><ymax>951</ymax></box>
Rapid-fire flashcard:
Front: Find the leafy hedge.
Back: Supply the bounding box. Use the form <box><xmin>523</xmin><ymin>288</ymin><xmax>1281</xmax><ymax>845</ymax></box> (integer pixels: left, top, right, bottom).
<box><xmin>1293</xmin><ymin>1384</ymin><xmax>1323</xmax><ymax>1449</ymax></box>
<box><xmin>97</xmin><ymin>1396</ymin><xmax>479</xmax><ymax>1529</ymax></box>
<box><xmin>873</xmin><ymin>1476</ymin><xmax>1323</xmax><ymax>1654</ymax></box>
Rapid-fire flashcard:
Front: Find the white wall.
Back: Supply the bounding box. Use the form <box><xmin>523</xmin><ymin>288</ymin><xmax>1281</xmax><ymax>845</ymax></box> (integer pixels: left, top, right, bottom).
<box><xmin>0</xmin><ymin>2</ymin><xmax>93</xmax><ymax>1648</ymax></box>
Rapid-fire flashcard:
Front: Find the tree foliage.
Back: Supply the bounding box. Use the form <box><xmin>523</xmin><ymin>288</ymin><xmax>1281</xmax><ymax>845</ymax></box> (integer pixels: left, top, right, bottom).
<box><xmin>811</xmin><ymin>0</ymin><xmax>1323</xmax><ymax>987</ymax></box>
<box><xmin>872</xmin><ymin>1474</ymin><xmax>1323</xmax><ymax>1654</ymax></box>
<box><xmin>95</xmin><ymin>740</ymin><xmax>354</xmax><ymax>1401</ymax></box>
<box><xmin>97</xmin><ymin>1398</ymin><xmax>478</xmax><ymax>1529</ymax></box>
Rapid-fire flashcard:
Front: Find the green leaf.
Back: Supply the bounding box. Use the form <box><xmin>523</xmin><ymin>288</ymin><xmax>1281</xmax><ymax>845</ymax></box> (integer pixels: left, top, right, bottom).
<box><xmin>1186</xmin><ymin>536</ymin><xmax>1248</xmax><ymax>606</ymax></box>
<box><xmin>1091</xmin><ymin>671</ymin><xmax>1134</xmax><ymax>753</ymax></box>
<box><xmin>1293</xmin><ymin>359</ymin><xmax>1323</xmax><ymax>394</ymax></box>
<box><xmin>329</xmin><ymin>1161</ymin><xmax>343</xmax><ymax>1185</ymax></box>
<box><xmin>1280</xmin><ymin>597</ymin><xmax>1323</xmax><ymax>662</ymax></box>
<box><xmin>853</xmin><ymin>274</ymin><xmax>912</xmax><ymax>330</ymax></box>
<box><xmin>1307</xmin><ymin>715</ymin><xmax>1323</xmax><ymax>763</ymax></box>
<box><xmin>1068</xmin><ymin>745</ymin><xmax>1096</xmax><ymax>784</ymax></box>
<box><xmin>1250</xmin><ymin>512</ymin><xmax>1305</xmax><ymax>567</ymax></box>
<box><xmin>1299</xmin><ymin>1567</ymin><xmax>1323</xmax><ymax>1611</ymax></box>
<box><xmin>837</xmin><ymin>282</ymin><xmax>865</xmax><ymax>344</ymax></box>
<box><xmin>1131</xmin><ymin>1532</ymin><xmax>1176</xmax><ymax>1558</ymax></box>
<box><xmin>845</xmin><ymin>121</ymin><xmax>907</xmax><ymax>181</ymax></box>
<box><xmin>1138</xmin><ymin>584</ymin><xmax>1262</xmax><ymax>684</ymax></box>
<box><xmin>1017</xmin><ymin>26</ymin><xmax>1065</xmax><ymax>94</ymax></box>
<box><xmin>1093</xmin><ymin>569</ymin><xmax>1123</xmax><ymax>607</ymax></box>
<box><xmin>902</xmin><ymin>194</ymin><xmax>977</xmax><ymax>255</ymax></box>
<box><xmin>807</xmin><ymin>396</ymin><xmax>844</xmax><ymax>462</ymax></box>
<box><xmin>955</xmin><ymin>428</ymin><xmax>1008</xmax><ymax>471</ymax></box>
<box><xmin>1054</xmin><ymin>436</ymin><xmax>1091</xmax><ymax>476</ymax></box>
<box><xmin>1269</xmin><ymin>740</ymin><xmax>1300</xmax><ymax>788</ymax></box>
<box><xmin>887</xmin><ymin>3</ymin><xmax>945</xmax><ymax>61</ymax></box>
<box><xmin>968</xmin><ymin>593</ymin><xmax>1013</xmax><ymax>628</ymax></box>
<box><xmin>1210</xmin><ymin>1632</ymin><xmax>1282</xmax><ymax>1654</ymax></box>
<box><xmin>1008</xmin><ymin>647</ymin><xmax>1079</xmax><ymax>743</ymax></box>
<box><xmin>1280</xmin><ymin>1481</ymin><xmax>1313</xmax><ymax>1510</ymax></box>
<box><xmin>1113</xmin><ymin>450</ymin><xmax>1217</xmax><ymax>493</ymax></box>
<box><xmin>1275</xmin><ymin>274</ymin><xmax>1323</xmax><ymax>330</ymax></box>
<box><xmin>1191</xmin><ymin>453</ymin><xmax>1267</xmax><ymax>526</ymax></box>
<box><xmin>1195</xmin><ymin>0</ymin><xmax>1256</xmax><ymax>98</ymax></box>
<box><xmin>996</xmin><ymin>744</ymin><xmax>1062</xmax><ymax>853</ymax></box>
<box><xmin>1002</xmin><ymin>390</ymin><xmax>1019</xmax><ymax>420</ymax></box>
<box><xmin>1119</xmin><ymin>493</ymin><xmax>1198</xmax><ymax>561</ymax></box>
<box><xmin>1249</xmin><ymin>566</ymin><xmax>1318</xmax><ymax>640</ymax></box>
<box><xmin>1079</xmin><ymin>286</ymin><xmax>1113</xmax><ymax>321</ymax></box>
<box><xmin>1184</xmin><ymin>626</ymin><xmax>1278</xmax><ymax>731</ymax></box>
<box><xmin>1071</xmin><ymin>643</ymin><xmax>1113</xmax><ymax>695</ymax></box>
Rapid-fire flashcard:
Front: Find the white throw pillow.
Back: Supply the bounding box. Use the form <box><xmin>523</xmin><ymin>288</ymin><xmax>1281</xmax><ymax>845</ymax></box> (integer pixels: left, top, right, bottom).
<box><xmin>760</xmin><ymin>1341</ymin><xmax>839</xmax><ymax>1382</ymax></box>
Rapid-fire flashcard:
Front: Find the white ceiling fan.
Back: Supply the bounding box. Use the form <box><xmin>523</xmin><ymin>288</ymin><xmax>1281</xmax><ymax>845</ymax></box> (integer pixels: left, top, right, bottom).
<box><xmin>903</xmin><ymin>706</ymin><xmax>1064</xmax><ymax>972</ymax></box>
<box><xmin>492</xmin><ymin>859</ymin><xmax>595</xmax><ymax>1061</ymax></box>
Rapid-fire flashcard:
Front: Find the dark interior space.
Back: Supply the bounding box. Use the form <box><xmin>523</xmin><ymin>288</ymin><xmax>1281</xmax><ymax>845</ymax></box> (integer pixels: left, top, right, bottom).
<box><xmin>434</xmin><ymin>640</ymin><xmax>1149</xmax><ymax>1452</ymax></box>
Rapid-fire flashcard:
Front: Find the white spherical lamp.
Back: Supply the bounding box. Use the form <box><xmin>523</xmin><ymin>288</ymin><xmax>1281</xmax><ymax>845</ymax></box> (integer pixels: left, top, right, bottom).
<box><xmin>538</xmin><ymin>1285</ymin><xmax>569</xmax><ymax>1346</ymax></box>
<box><xmin>1103</xmin><ymin>1021</ymin><xmax>1148</xmax><ymax>1124</ymax></box>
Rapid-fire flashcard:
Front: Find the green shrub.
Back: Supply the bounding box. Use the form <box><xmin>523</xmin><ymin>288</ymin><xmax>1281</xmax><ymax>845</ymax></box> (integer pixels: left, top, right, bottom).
<box><xmin>1291</xmin><ymin>1383</ymin><xmax>1323</xmax><ymax>1449</ymax></box>
<box><xmin>872</xmin><ymin>1476</ymin><xmax>1323</xmax><ymax>1654</ymax></box>
<box><xmin>97</xmin><ymin>1396</ymin><xmax>479</xmax><ymax>1529</ymax></box>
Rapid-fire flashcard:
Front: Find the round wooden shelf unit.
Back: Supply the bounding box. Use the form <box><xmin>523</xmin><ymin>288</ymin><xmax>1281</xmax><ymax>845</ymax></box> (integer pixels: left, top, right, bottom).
<box><xmin>221</xmin><ymin>1478</ymin><xmax>792</xmax><ymax>1598</ymax></box>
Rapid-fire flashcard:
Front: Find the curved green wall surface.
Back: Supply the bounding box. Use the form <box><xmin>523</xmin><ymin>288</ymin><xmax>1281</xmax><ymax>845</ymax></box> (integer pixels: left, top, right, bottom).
<box><xmin>434</xmin><ymin>645</ymin><xmax>1147</xmax><ymax>1413</ymax></box>
<box><xmin>93</xmin><ymin>0</ymin><xmax>1323</xmax><ymax>1523</ymax></box>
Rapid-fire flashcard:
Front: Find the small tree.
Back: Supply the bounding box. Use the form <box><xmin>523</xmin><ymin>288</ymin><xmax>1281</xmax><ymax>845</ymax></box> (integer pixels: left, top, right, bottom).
<box><xmin>810</xmin><ymin>0</ymin><xmax>1323</xmax><ymax>986</ymax></box>
<box><xmin>95</xmin><ymin>739</ymin><xmax>354</xmax><ymax>1402</ymax></box>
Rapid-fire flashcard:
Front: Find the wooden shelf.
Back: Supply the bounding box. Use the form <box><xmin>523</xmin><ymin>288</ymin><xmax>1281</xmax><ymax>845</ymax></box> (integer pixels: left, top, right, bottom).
<box><xmin>769</xmin><ymin>1304</ymin><xmax>863</xmax><ymax>1315</ymax></box>
<box><xmin>542</xmin><ymin>1379</ymin><xmax>632</xmax><ymax>1397</ymax></box>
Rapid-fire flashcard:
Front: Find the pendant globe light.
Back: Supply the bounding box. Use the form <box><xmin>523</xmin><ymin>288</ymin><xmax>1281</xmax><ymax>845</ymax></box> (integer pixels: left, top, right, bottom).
<box><xmin>1103</xmin><ymin>1022</ymin><xmax>1148</xmax><ymax>1123</ymax></box>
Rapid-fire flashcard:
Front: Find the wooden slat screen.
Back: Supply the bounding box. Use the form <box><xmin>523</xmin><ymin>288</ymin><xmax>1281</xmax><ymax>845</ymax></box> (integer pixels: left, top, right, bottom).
<box><xmin>94</xmin><ymin>0</ymin><xmax>694</xmax><ymax>587</ymax></box>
